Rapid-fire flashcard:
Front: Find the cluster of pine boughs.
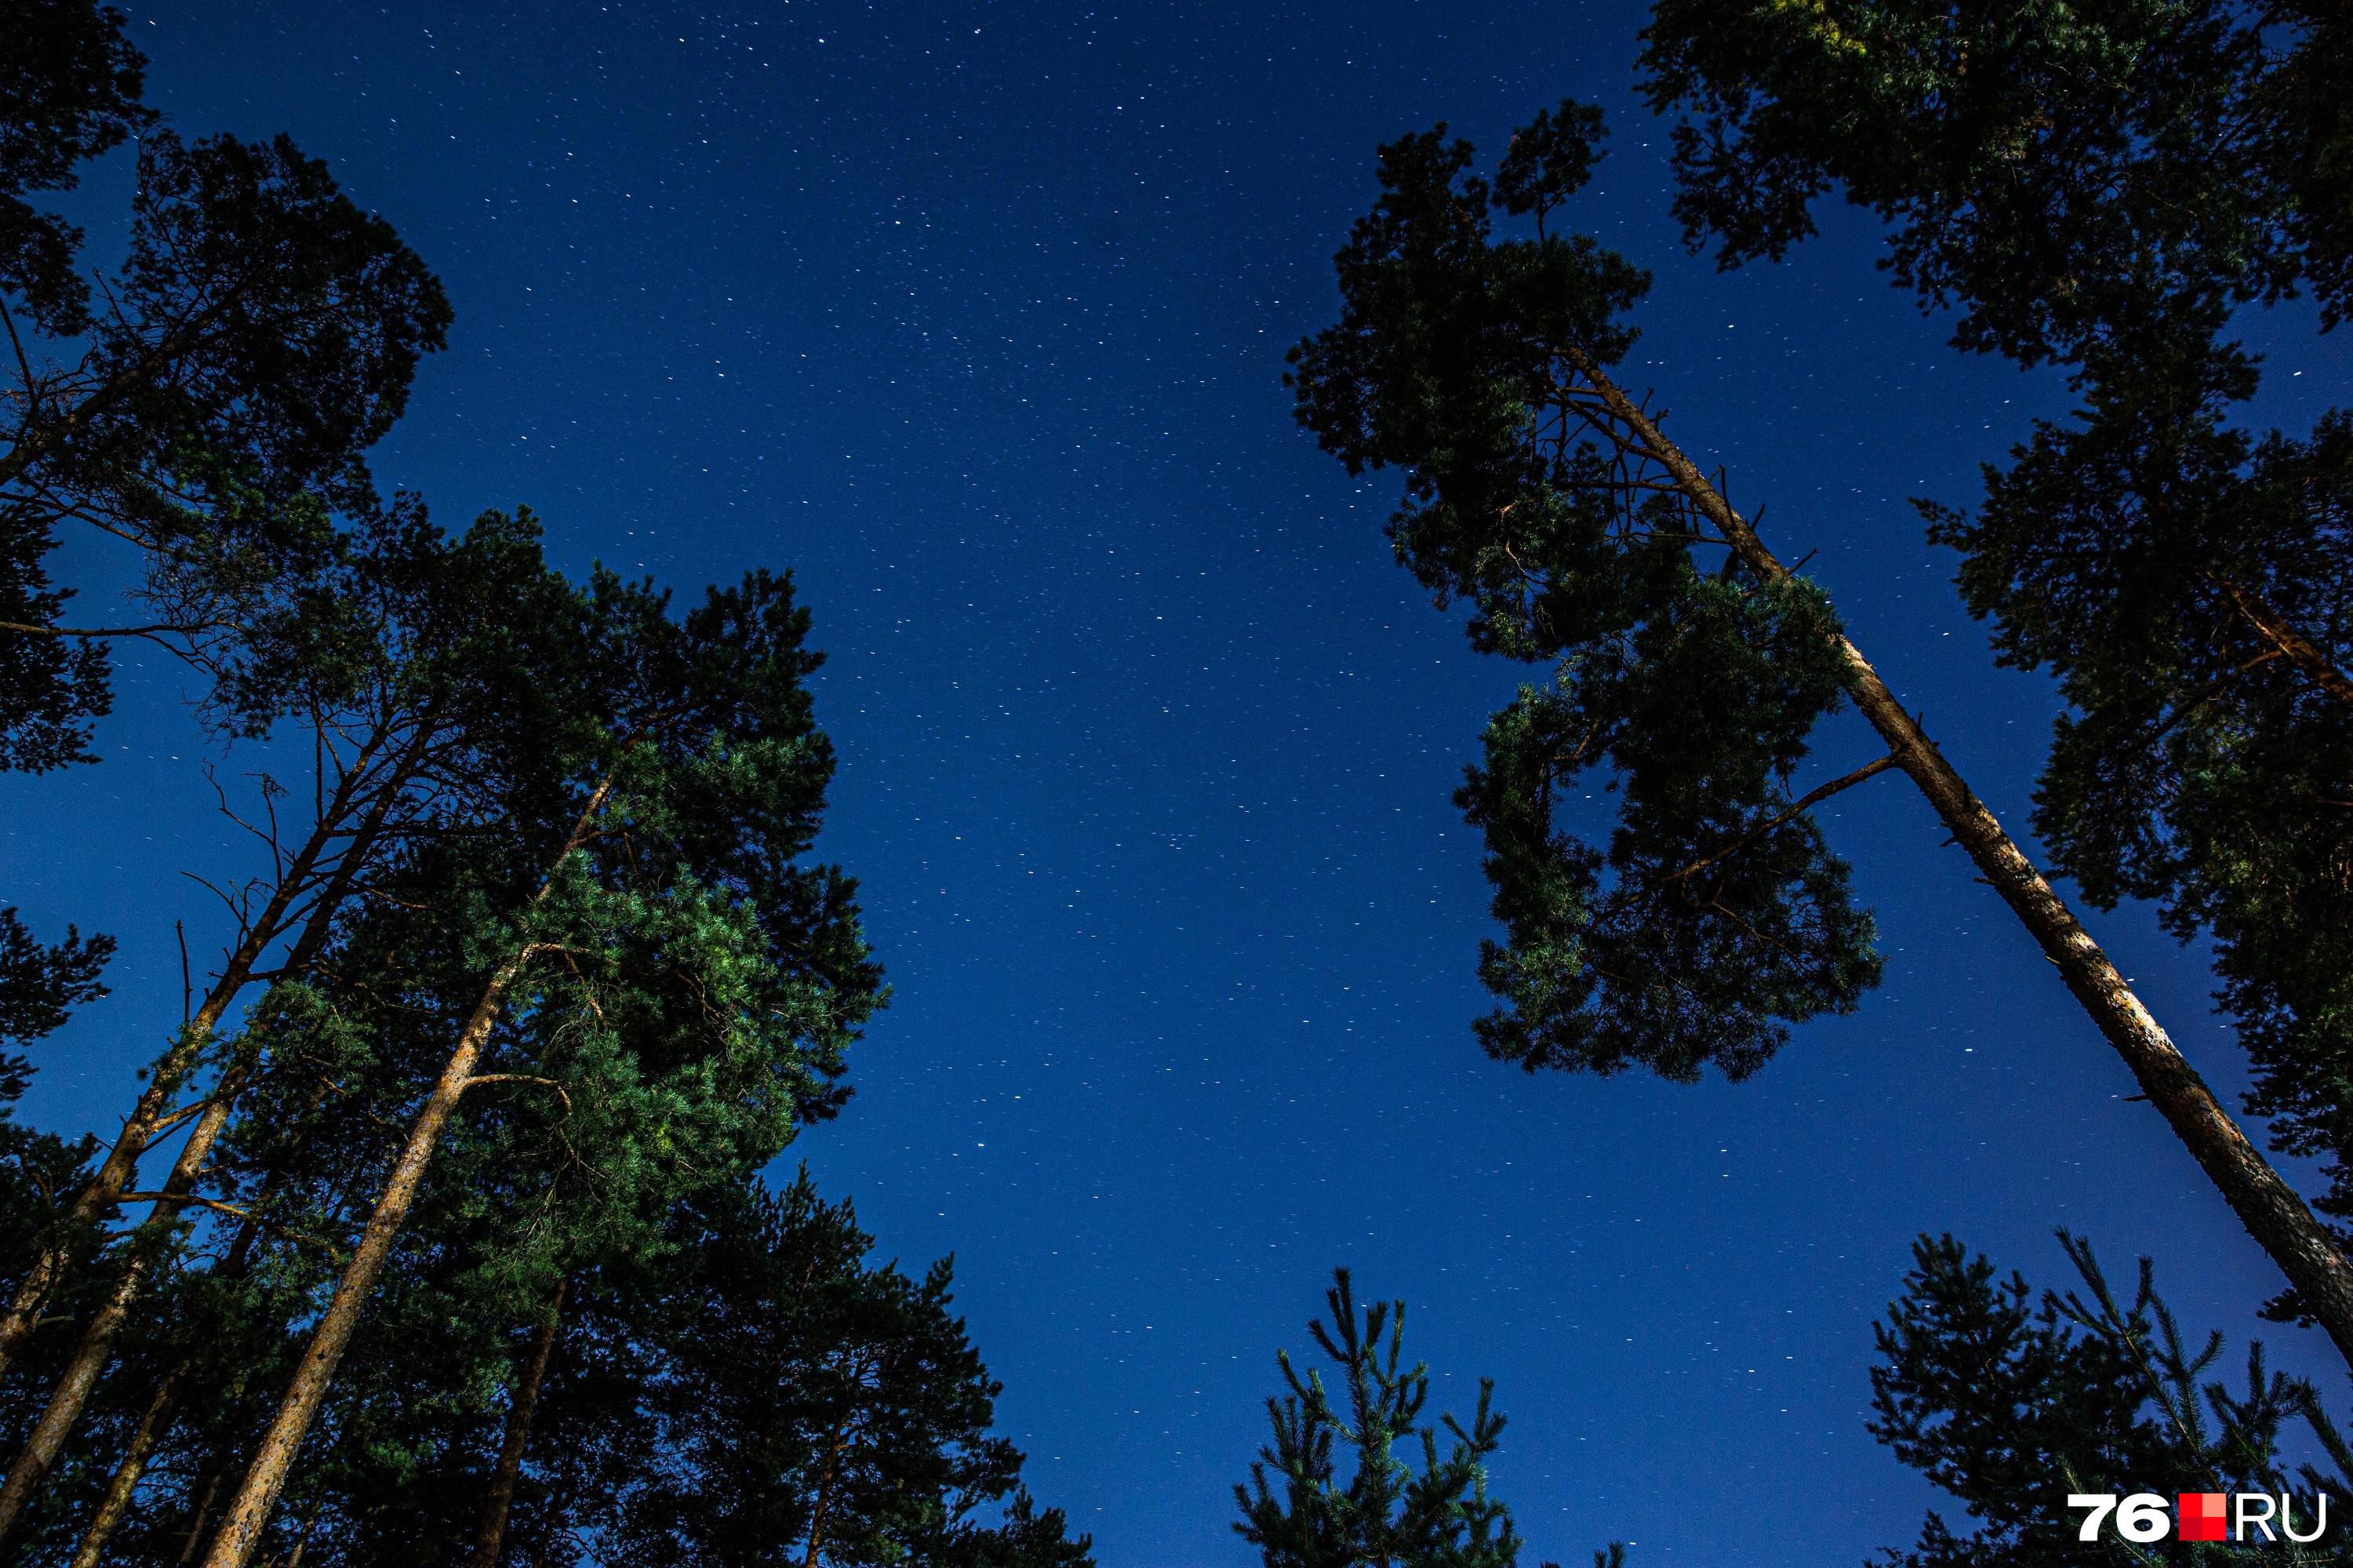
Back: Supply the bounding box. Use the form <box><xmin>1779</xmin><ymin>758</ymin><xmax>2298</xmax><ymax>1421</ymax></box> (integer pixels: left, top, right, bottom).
<box><xmin>0</xmin><ymin>5</ymin><xmax>1091</xmax><ymax>1566</ymax></box>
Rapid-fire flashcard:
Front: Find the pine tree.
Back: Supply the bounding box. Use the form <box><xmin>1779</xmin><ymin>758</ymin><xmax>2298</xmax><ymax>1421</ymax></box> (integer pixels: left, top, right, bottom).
<box><xmin>1869</xmin><ymin>1234</ymin><xmax>2351</xmax><ymax>1564</ymax></box>
<box><xmin>1</xmin><ymin>0</ymin><xmax>451</xmax><ymax>773</ymax></box>
<box><xmin>592</xmin><ymin>1170</ymin><xmax>1091</xmax><ymax>1568</ymax></box>
<box><xmin>0</xmin><ymin>504</ymin><xmax>592</xmax><ymax>1541</ymax></box>
<box><xmin>1235</xmin><ymin>1268</ymin><xmax>1622</xmax><ymax>1568</ymax></box>
<box><xmin>1634</xmin><ymin>0</ymin><xmax>2353</xmax><ymax>1305</ymax></box>
<box><xmin>1289</xmin><ymin>105</ymin><xmax>2353</xmax><ymax>1370</ymax></box>
<box><xmin>195</xmin><ymin>567</ymin><xmax>885</xmax><ymax>1568</ymax></box>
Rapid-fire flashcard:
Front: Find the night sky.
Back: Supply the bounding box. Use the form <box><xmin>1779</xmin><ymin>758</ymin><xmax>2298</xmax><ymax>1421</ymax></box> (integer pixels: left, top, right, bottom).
<box><xmin>8</xmin><ymin>3</ymin><xmax>2353</xmax><ymax>1564</ymax></box>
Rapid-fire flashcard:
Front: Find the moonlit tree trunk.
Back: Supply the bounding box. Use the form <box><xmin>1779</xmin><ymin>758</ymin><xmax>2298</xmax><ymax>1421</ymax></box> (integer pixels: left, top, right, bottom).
<box><xmin>0</xmin><ymin>720</ymin><xmax>402</xmax><ymax>1381</ymax></box>
<box><xmin>0</xmin><ymin>765</ymin><xmax>414</xmax><ymax>1543</ymax></box>
<box><xmin>1566</xmin><ymin>347</ymin><xmax>2353</xmax><ymax>1370</ymax></box>
<box><xmin>200</xmin><ymin>777</ymin><xmax>613</xmax><ymax>1568</ymax></box>
<box><xmin>64</xmin><ymin>1366</ymin><xmax>184</xmax><ymax>1568</ymax></box>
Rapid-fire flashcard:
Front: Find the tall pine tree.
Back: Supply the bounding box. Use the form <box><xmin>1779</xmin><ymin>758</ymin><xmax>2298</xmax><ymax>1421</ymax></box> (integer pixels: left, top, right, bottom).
<box><xmin>1635</xmin><ymin>0</ymin><xmax>2353</xmax><ymax>1306</ymax></box>
<box><xmin>197</xmin><ymin>566</ymin><xmax>885</xmax><ymax>1567</ymax></box>
<box><xmin>1289</xmin><ymin>104</ymin><xmax>2353</xmax><ymax>1369</ymax></box>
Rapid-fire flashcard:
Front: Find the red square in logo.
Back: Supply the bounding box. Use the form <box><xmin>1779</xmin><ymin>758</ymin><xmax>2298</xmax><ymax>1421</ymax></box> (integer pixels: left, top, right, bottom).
<box><xmin>2179</xmin><ymin>1492</ymin><xmax>2228</xmax><ymax>1543</ymax></box>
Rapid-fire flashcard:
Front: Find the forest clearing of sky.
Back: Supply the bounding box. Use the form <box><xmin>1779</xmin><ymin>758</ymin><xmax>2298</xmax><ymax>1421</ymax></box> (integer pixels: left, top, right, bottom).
<box><xmin>8</xmin><ymin>2</ymin><xmax>2350</xmax><ymax>1564</ymax></box>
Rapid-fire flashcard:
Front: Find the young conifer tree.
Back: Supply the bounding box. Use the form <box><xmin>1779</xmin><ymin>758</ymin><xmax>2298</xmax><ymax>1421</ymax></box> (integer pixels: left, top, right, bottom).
<box><xmin>1868</xmin><ymin>1234</ymin><xmax>2349</xmax><ymax>1563</ymax></box>
<box><xmin>1236</xmin><ymin>1268</ymin><xmax>1622</xmax><ymax>1568</ymax></box>
<box><xmin>1289</xmin><ymin>106</ymin><xmax>2353</xmax><ymax>1370</ymax></box>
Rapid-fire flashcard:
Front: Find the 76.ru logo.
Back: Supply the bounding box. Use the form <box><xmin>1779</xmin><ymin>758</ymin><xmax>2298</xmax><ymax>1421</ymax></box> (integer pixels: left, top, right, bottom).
<box><xmin>2068</xmin><ymin>1492</ymin><xmax>2330</xmax><ymax>1544</ymax></box>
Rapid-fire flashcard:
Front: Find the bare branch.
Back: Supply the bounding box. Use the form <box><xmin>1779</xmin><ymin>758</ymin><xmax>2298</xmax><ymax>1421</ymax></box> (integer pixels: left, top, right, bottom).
<box><xmin>1669</xmin><ymin>754</ymin><xmax>1903</xmax><ymax>885</ymax></box>
<box><xmin>112</xmin><ymin>1193</ymin><xmax>343</xmax><ymax>1255</ymax></box>
<box><xmin>460</xmin><ymin>1075</ymin><xmax>575</xmax><ymax>1119</ymax></box>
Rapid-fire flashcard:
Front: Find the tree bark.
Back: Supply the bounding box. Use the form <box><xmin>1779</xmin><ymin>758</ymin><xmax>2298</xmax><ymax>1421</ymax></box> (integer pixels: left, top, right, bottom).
<box><xmin>0</xmin><ymin>721</ymin><xmax>395</xmax><ymax>1381</ymax></box>
<box><xmin>64</xmin><ymin>1189</ymin><xmax>277</xmax><ymax>1568</ymax></box>
<box><xmin>0</xmin><ymin>752</ymin><xmax>418</xmax><ymax>1541</ymax></box>
<box><xmin>801</xmin><ymin>1410</ymin><xmax>854</xmax><ymax>1568</ymax></box>
<box><xmin>0</xmin><ymin>1082</ymin><xmax>229</xmax><ymax>1544</ymax></box>
<box><xmin>1566</xmin><ymin>348</ymin><xmax>2353</xmax><ymax>1372</ymax></box>
<box><xmin>200</xmin><ymin>776</ymin><xmax>613</xmax><ymax>1568</ymax></box>
<box><xmin>2219</xmin><ymin>578</ymin><xmax>2353</xmax><ymax>705</ymax></box>
<box><xmin>467</xmin><ymin>1278</ymin><xmax>568</xmax><ymax>1568</ymax></box>
<box><xmin>66</xmin><ymin>1365</ymin><xmax>184</xmax><ymax>1568</ymax></box>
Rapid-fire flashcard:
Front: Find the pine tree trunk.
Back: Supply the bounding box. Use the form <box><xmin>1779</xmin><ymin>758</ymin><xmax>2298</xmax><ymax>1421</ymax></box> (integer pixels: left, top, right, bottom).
<box><xmin>801</xmin><ymin>1415</ymin><xmax>853</xmax><ymax>1568</ymax></box>
<box><xmin>0</xmin><ymin>1057</ymin><xmax>250</xmax><ymax>1544</ymax></box>
<box><xmin>177</xmin><ymin>1473</ymin><xmax>223</xmax><ymax>1566</ymax></box>
<box><xmin>79</xmin><ymin>1182</ymin><xmax>288</xmax><ymax>1568</ymax></box>
<box><xmin>467</xmin><ymin>1278</ymin><xmax>567</xmax><ymax>1568</ymax></box>
<box><xmin>66</xmin><ymin>1365</ymin><xmax>184</xmax><ymax>1568</ymax></box>
<box><xmin>199</xmin><ymin>777</ymin><xmax>613</xmax><ymax>1568</ymax></box>
<box><xmin>0</xmin><ymin>773</ymin><xmax>413</xmax><ymax>1541</ymax></box>
<box><xmin>0</xmin><ymin>722</ymin><xmax>399</xmax><ymax>1381</ymax></box>
<box><xmin>1567</xmin><ymin>348</ymin><xmax>2353</xmax><ymax>1371</ymax></box>
<box><xmin>801</xmin><ymin>1349</ymin><xmax>871</xmax><ymax>1568</ymax></box>
<box><xmin>2219</xmin><ymin>578</ymin><xmax>2353</xmax><ymax>704</ymax></box>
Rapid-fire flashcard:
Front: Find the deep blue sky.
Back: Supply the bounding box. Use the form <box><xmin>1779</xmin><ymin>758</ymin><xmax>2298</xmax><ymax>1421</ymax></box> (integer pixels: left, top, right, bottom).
<box><xmin>8</xmin><ymin>2</ymin><xmax>2352</xmax><ymax>1564</ymax></box>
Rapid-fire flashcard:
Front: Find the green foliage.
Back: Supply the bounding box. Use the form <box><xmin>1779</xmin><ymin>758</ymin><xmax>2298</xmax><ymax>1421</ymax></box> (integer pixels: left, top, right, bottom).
<box><xmin>0</xmin><ymin>0</ymin><xmax>152</xmax><ymax>337</ymax></box>
<box><xmin>138</xmin><ymin>562</ymin><xmax>890</xmax><ymax>1563</ymax></box>
<box><xmin>0</xmin><ymin>0</ymin><xmax>451</xmax><ymax>770</ymax></box>
<box><xmin>1635</xmin><ymin>0</ymin><xmax>2353</xmax><ymax>1278</ymax></box>
<box><xmin>1235</xmin><ymin>1268</ymin><xmax>1619</xmax><ymax>1568</ymax></box>
<box><xmin>231</xmin><ymin>1170</ymin><xmax>1092</xmax><ymax>1568</ymax></box>
<box><xmin>0</xmin><ymin>907</ymin><xmax>110</xmax><ymax>1098</ymax></box>
<box><xmin>1635</xmin><ymin>0</ymin><xmax>2350</xmax><ymax>358</ymax></box>
<box><xmin>587</xmin><ymin>1171</ymin><xmax>1090</xmax><ymax>1568</ymax></box>
<box><xmin>1291</xmin><ymin>111</ymin><xmax>1879</xmax><ymax>1082</ymax></box>
<box><xmin>1871</xmin><ymin>1233</ymin><xmax>2352</xmax><ymax>1564</ymax></box>
<box><xmin>1938</xmin><ymin>398</ymin><xmax>2353</xmax><ymax>1238</ymax></box>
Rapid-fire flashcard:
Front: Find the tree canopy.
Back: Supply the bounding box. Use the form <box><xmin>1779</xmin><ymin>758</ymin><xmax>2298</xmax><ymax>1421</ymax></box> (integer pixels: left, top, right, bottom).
<box><xmin>1637</xmin><ymin>0</ymin><xmax>2353</xmax><ymax>1304</ymax></box>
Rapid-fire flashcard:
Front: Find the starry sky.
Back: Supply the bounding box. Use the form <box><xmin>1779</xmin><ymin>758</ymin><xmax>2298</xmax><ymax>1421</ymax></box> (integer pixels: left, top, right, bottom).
<box><xmin>9</xmin><ymin>3</ymin><xmax>2353</xmax><ymax>1565</ymax></box>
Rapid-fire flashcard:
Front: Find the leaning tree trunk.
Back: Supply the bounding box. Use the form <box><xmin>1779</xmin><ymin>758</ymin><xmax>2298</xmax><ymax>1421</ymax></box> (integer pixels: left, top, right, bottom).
<box><xmin>64</xmin><ymin>1365</ymin><xmax>184</xmax><ymax>1568</ymax></box>
<box><xmin>467</xmin><ymin>1278</ymin><xmax>568</xmax><ymax>1568</ymax></box>
<box><xmin>48</xmin><ymin>1102</ymin><xmax>318</xmax><ymax>1565</ymax></box>
<box><xmin>2217</xmin><ymin>577</ymin><xmax>2353</xmax><ymax>704</ymax></box>
<box><xmin>1565</xmin><ymin>347</ymin><xmax>2353</xmax><ymax>1372</ymax></box>
<box><xmin>0</xmin><ymin>720</ymin><xmax>398</xmax><ymax>1381</ymax></box>
<box><xmin>200</xmin><ymin>777</ymin><xmax>613</xmax><ymax>1568</ymax></box>
<box><xmin>0</xmin><ymin>771</ymin><xmax>416</xmax><ymax>1543</ymax></box>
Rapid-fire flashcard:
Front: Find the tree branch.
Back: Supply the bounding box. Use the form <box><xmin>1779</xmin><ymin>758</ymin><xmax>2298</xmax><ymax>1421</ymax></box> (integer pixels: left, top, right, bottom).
<box><xmin>1670</xmin><ymin>754</ymin><xmax>1902</xmax><ymax>885</ymax></box>
<box><xmin>460</xmin><ymin>1075</ymin><xmax>574</xmax><ymax>1118</ymax></box>
<box><xmin>2217</xmin><ymin>577</ymin><xmax>2353</xmax><ymax>705</ymax></box>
